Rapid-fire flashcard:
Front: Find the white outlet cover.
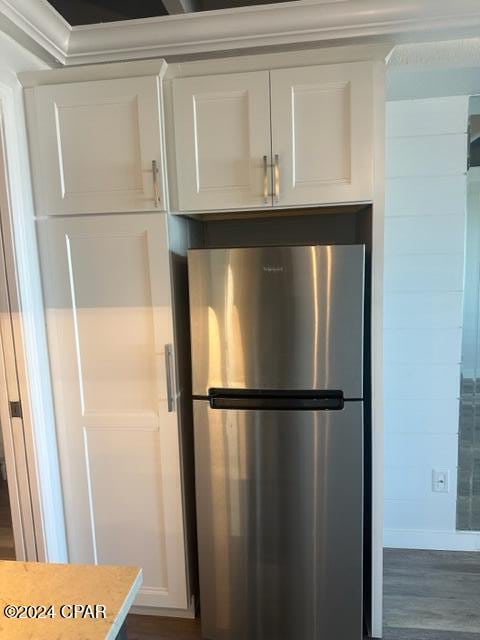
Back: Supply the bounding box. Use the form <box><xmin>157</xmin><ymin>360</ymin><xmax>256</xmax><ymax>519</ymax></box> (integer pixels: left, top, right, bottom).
<box><xmin>432</xmin><ymin>469</ymin><xmax>450</xmax><ymax>493</ymax></box>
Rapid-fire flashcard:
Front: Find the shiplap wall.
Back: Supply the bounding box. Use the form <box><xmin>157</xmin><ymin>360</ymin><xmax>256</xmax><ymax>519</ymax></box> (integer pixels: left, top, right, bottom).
<box><xmin>383</xmin><ymin>95</ymin><xmax>477</xmax><ymax>550</ymax></box>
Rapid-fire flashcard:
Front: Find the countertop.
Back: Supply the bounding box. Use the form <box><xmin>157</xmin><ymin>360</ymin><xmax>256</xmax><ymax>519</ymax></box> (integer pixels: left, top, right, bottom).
<box><xmin>0</xmin><ymin>560</ymin><xmax>142</xmax><ymax>639</ymax></box>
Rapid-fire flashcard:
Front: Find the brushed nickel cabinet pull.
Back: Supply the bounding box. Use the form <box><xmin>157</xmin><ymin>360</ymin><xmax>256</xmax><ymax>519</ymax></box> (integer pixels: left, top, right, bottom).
<box><xmin>165</xmin><ymin>344</ymin><xmax>174</xmax><ymax>412</ymax></box>
<box><xmin>263</xmin><ymin>155</ymin><xmax>269</xmax><ymax>204</ymax></box>
<box><xmin>263</xmin><ymin>155</ymin><xmax>280</xmax><ymax>204</ymax></box>
<box><xmin>152</xmin><ymin>160</ymin><xmax>160</xmax><ymax>208</ymax></box>
<box><xmin>273</xmin><ymin>154</ymin><xmax>280</xmax><ymax>204</ymax></box>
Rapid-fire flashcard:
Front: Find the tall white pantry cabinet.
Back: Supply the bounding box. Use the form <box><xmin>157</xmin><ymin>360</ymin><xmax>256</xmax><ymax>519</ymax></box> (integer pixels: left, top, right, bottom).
<box><xmin>23</xmin><ymin>54</ymin><xmax>381</xmax><ymax>618</ymax></box>
<box><xmin>24</xmin><ymin>62</ymin><xmax>195</xmax><ymax>613</ymax></box>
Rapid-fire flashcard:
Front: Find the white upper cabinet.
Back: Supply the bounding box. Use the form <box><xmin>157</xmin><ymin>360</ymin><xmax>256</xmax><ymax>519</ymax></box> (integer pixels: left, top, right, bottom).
<box><xmin>270</xmin><ymin>62</ymin><xmax>374</xmax><ymax>206</ymax></box>
<box><xmin>172</xmin><ymin>62</ymin><xmax>374</xmax><ymax>212</ymax></box>
<box><xmin>30</xmin><ymin>76</ymin><xmax>166</xmax><ymax>215</ymax></box>
<box><xmin>173</xmin><ymin>71</ymin><xmax>271</xmax><ymax>211</ymax></box>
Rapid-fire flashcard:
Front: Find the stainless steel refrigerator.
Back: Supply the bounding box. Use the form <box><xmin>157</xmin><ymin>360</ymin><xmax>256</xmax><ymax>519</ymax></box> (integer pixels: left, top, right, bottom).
<box><xmin>188</xmin><ymin>244</ymin><xmax>365</xmax><ymax>640</ymax></box>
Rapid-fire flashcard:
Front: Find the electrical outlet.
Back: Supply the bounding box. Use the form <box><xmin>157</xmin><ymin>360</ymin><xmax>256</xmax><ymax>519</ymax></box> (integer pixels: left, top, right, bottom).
<box><xmin>432</xmin><ymin>469</ymin><xmax>449</xmax><ymax>493</ymax></box>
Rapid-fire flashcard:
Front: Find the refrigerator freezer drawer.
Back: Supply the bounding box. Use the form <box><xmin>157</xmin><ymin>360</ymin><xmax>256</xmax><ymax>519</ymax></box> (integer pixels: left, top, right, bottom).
<box><xmin>188</xmin><ymin>244</ymin><xmax>365</xmax><ymax>398</ymax></box>
<box><xmin>193</xmin><ymin>399</ymin><xmax>364</xmax><ymax>640</ymax></box>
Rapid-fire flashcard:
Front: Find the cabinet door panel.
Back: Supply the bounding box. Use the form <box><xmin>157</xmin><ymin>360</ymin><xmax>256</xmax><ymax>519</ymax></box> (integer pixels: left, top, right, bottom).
<box><xmin>173</xmin><ymin>71</ymin><xmax>271</xmax><ymax>211</ymax></box>
<box><xmin>33</xmin><ymin>77</ymin><xmax>165</xmax><ymax>214</ymax></box>
<box><xmin>270</xmin><ymin>62</ymin><xmax>374</xmax><ymax>206</ymax></box>
<box><xmin>38</xmin><ymin>214</ymin><xmax>188</xmax><ymax>609</ymax></box>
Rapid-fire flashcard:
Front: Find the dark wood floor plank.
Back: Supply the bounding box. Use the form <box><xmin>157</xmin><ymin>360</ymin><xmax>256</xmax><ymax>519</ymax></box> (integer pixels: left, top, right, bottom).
<box><xmin>383</xmin><ymin>627</ymin><xmax>480</xmax><ymax>640</ymax></box>
<box><xmin>0</xmin><ymin>480</ymin><xmax>15</xmax><ymax>560</ymax></box>
<box><xmin>383</xmin><ymin>548</ymin><xmax>480</xmax><ymax>635</ymax></box>
<box><xmin>126</xmin><ymin>615</ymin><xmax>201</xmax><ymax>640</ymax></box>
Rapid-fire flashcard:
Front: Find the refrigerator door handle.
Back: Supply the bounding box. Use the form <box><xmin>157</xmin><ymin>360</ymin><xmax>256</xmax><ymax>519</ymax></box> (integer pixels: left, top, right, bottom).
<box><xmin>208</xmin><ymin>394</ymin><xmax>344</xmax><ymax>411</ymax></box>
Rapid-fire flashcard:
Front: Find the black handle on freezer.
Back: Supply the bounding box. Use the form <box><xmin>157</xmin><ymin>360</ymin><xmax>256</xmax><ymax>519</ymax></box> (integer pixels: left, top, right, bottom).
<box><xmin>207</xmin><ymin>388</ymin><xmax>344</xmax><ymax>411</ymax></box>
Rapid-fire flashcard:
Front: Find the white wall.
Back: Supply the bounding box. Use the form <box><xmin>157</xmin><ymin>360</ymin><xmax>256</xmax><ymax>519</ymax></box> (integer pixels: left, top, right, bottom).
<box><xmin>383</xmin><ymin>95</ymin><xmax>480</xmax><ymax>551</ymax></box>
<box><xmin>387</xmin><ymin>66</ymin><xmax>480</xmax><ymax>102</ymax></box>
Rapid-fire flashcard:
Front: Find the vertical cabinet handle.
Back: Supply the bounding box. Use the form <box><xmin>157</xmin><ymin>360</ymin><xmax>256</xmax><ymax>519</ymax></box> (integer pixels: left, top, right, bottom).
<box><xmin>165</xmin><ymin>344</ymin><xmax>174</xmax><ymax>412</ymax></box>
<box><xmin>152</xmin><ymin>160</ymin><xmax>160</xmax><ymax>208</ymax></box>
<box><xmin>262</xmin><ymin>155</ymin><xmax>280</xmax><ymax>204</ymax></box>
<box><xmin>263</xmin><ymin>155</ymin><xmax>269</xmax><ymax>204</ymax></box>
<box><xmin>273</xmin><ymin>154</ymin><xmax>280</xmax><ymax>204</ymax></box>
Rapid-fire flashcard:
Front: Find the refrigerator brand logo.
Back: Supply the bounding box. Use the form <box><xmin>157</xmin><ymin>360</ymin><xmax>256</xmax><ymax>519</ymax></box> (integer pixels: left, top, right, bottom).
<box><xmin>263</xmin><ymin>265</ymin><xmax>285</xmax><ymax>273</ymax></box>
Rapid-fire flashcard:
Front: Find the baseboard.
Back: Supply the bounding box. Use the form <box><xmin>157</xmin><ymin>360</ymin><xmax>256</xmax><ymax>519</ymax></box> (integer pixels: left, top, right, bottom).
<box><xmin>130</xmin><ymin>596</ymin><xmax>197</xmax><ymax>619</ymax></box>
<box><xmin>384</xmin><ymin>528</ymin><xmax>480</xmax><ymax>551</ymax></box>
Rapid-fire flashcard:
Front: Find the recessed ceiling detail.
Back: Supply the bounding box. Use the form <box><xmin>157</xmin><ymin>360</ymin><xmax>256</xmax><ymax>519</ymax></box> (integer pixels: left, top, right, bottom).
<box><xmin>48</xmin><ymin>0</ymin><xmax>168</xmax><ymax>25</ymax></box>
<box><xmin>47</xmin><ymin>0</ymin><xmax>293</xmax><ymax>25</ymax></box>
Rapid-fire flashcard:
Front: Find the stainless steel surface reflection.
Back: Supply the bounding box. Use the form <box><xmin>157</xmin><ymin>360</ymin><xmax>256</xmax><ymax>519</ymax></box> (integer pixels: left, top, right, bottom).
<box><xmin>188</xmin><ymin>244</ymin><xmax>366</xmax><ymax>640</ymax></box>
<box><xmin>193</xmin><ymin>400</ymin><xmax>364</xmax><ymax>640</ymax></box>
<box><xmin>188</xmin><ymin>245</ymin><xmax>365</xmax><ymax>397</ymax></box>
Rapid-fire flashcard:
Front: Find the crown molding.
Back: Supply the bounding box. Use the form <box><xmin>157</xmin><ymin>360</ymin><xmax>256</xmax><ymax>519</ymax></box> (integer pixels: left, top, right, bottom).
<box><xmin>0</xmin><ymin>0</ymin><xmax>69</xmax><ymax>64</ymax></box>
<box><xmin>65</xmin><ymin>0</ymin><xmax>480</xmax><ymax>65</ymax></box>
<box><xmin>3</xmin><ymin>0</ymin><xmax>480</xmax><ymax>67</ymax></box>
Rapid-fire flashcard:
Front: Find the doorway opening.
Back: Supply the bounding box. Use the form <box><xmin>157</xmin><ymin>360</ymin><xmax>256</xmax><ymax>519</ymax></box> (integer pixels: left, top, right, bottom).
<box><xmin>0</xmin><ymin>96</ymin><xmax>41</xmax><ymax>563</ymax></box>
<box><xmin>0</xmin><ymin>430</ymin><xmax>14</xmax><ymax>559</ymax></box>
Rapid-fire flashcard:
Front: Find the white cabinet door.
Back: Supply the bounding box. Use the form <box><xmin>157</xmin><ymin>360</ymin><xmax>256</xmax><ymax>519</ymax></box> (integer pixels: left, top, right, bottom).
<box><xmin>173</xmin><ymin>71</ymin><xmax>271</xmax><ymax>211</ymax></box>
<box><xmin>270</xmin><ymin>62</ymin><xmax>374</xmax><ymax>206</ymax></box>
<box><xmin>32</xmin><ymin>77</ymin><xmax>166</xmax><ymax>215</ymax></box>
<box><xmin>38</xmin><ymin>214</ymin><xmax>188</xmax><ymax>610</ymax></box>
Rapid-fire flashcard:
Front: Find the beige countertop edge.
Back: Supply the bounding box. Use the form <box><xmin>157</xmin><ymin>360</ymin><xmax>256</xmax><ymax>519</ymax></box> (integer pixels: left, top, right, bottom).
<box><xmin>107</xmin><ymin>568</ymin><xmax>143</xmax><ymax>640</ymax></box>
